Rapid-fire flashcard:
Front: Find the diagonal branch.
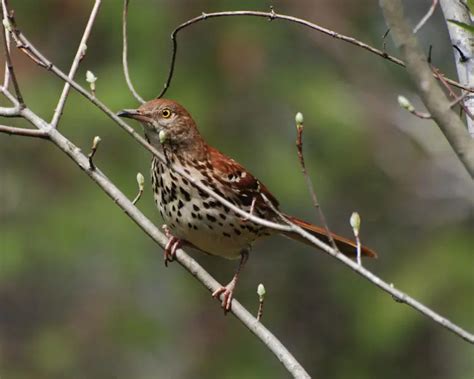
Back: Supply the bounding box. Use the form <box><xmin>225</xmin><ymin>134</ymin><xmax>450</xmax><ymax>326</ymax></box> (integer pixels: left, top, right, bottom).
<box><xmin>122</xmin><ymin>0</ymin><xmax>144</xmax><ymax>104</ymax></box>
<box><xmin>50</xmin><ymin>0</ymin><xmax>102</xmax><ymax>128</ymax></box>
<box><xmin>413</xmin><ymin>0</ymin><xmax>439</xmax><ymax>34</ymax></box>
<box><xmin>380</xmin><ymin>0</ymin><xmax>474</xmax><ymax>178</ymax></box>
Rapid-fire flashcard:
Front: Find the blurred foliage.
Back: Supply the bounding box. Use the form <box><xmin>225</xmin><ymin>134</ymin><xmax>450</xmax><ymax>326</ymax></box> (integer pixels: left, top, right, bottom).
<box><xmin>0</xmin><ymin>0</ymin><xmax>473</xmax><ymax>378</ymax></box>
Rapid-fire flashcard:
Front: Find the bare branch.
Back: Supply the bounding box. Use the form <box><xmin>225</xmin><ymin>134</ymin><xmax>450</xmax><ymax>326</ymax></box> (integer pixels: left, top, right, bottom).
<box><xmin>0</xmin><ymin>124</ymin><xmax>48</xmax><ymax>138</ymax></box>
<box><xmin>122</xmin><ymin>0</ymin><xmax>145</xmax><ymax>104</ymax></box>
<box><xmin>413</xmin><ymin>0</ymin><xmax>439</xmax><ymax>33</ymax></box>
<box><xmin>50</xmin><ymin>0</ymin><xmax>102</xmax><ymax>128</ymax></box>
<box><xmin>4</xmin><ymin>4</ymin><xmax>474</xmax><ymax>347</ymax></box>
<box><xmin>432</xmin><ymin>65</ymin><xmax>474</xmax><ymax>122</ymax></box>
<box><xmin>132</xmin><ymin>172</ymin><xmax>145</xmax><ymax>205</ymax></box>
<box><xmin>1</xmin><ymin>0</ymin><xmax>24</xmax><ymax>108</ymax></box>
<box><xmin>294</xmin><ymin>112</ymin><xmax>338</xmax><ymax>251</ymax></box>
<box><xmin>87</xmin><ymin>135</ymin><xmax>101</xmax><ymax>170</ymax></box>
<box><xmin>157</xmin><ymin>10</ymin><xmax>473</xmax><ymax>99</ymax></box>
<box><xmin>380</xmin><ymin>0</ymin><xmax>474</xmax><ymax>178</ymax></box>
<box><xmin>260</xmin><ymin>192</ymin><xmax>474</xmax><ymax>345</ymax></box>
<box><xmin>2</xmin><ymin>3</ymin><xmax>9</xmax><ymax>86</ymax></box>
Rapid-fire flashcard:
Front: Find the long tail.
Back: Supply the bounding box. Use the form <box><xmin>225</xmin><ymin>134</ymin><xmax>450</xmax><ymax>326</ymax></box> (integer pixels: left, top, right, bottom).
<box><xmin>282</xmin><ymin>215</ymin><xmax>377</xmax><ymax>258</ymax></box>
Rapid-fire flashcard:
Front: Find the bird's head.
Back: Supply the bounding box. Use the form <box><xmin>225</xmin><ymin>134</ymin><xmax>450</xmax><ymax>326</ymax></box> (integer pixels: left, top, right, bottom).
<box><xmin>118</xmin><ymin>99</ymin><xmax>202</xmax><ymax>153</ymax></box>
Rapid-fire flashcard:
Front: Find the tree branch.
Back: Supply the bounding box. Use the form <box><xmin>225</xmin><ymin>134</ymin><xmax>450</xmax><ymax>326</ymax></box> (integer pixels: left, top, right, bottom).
<box><xmin>122</xmin><ymin>0</ymin><xmax>145</xmax><ymax>104</ymax></box>
<box><xmin>413</xmin><ymin>0</ymin><xmax>439</xmax><ymax>34</ymax></box>
<box><xmin>1</xmin><ymin>0</ymin><xmax>24</xmax><ymax>108</ymax></box>
<box><xmin>380</xmin><ymin>0</ymin><xmax>474</xmax><ymax>178</ymax></box>
<box><xmin>439</xmin><ymin>0</ymin><xmax>474</xmax><ymax>136</ymax></box>
<box><xmin>156</xmin><ymin>9</ymin><xmax>473</xmax><ymax>99</ymax></box>
<box><xmin>0</xmin><ymin>123</ymin><xmax>48</xmax><ymax>138</ymax></box>
<box><xmin>50</xmin><ymin>0</ymin><xmax>102</xmax><ymax>128</ymax></box>
<box><xmin>4</xmin><ymin>9</ymin><xmax>474</xmax><ymax>346</ymax></box>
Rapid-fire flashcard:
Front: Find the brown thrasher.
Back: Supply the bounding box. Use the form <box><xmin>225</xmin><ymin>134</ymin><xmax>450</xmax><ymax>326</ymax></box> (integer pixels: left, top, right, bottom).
<box><xmin>118</xmin><ymin>99</ymin><xmax>376</xmax><ymax>311</ymax></box>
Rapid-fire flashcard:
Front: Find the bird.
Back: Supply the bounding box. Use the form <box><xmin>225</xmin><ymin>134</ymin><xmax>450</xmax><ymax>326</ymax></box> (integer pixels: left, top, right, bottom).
<box><xmin>118</xmin><ymin>99</ymin><xmax>376</xmax><ymax>311</ymax></box>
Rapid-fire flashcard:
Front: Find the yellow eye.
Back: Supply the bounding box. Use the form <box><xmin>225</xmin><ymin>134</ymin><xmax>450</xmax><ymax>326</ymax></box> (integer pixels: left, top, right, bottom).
<box><xmin>161</xmin><ymin>109</ymin><xmax>171</xmax><ymax>118</ymax></box>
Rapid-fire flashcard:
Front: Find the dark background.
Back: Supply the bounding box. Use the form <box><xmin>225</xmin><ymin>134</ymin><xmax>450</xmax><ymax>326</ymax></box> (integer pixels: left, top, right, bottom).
<box><xmin>0</xmin><ymin>0</ymin><xmax>473</xmax><ymax>378</ymax></box>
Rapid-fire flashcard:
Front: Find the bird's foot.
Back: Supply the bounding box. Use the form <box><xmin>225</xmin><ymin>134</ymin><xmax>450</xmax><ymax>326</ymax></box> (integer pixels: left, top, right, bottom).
<box><xmin>212</xmin><ymin>281</ymin><xmax>236</xmax><ymax>313</ymax></box>
<box><xmin>162</xmin><ymin>225</ymin><xmax>182</xmax><ymax>267</ymax></box>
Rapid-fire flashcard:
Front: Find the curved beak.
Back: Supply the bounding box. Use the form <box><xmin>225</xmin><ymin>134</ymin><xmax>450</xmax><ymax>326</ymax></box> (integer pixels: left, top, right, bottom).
<box><xmin>117</xmin><ymin>108</ymin><xmax>151</xmax><ymax>123</ymax></box>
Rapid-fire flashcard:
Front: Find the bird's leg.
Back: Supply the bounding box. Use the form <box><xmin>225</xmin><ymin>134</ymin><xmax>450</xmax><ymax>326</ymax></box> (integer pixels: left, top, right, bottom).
<box><xmin>212</xmin><ymin>250</ymin><xmax>249</xmax><ymax>312</ymax></box>
<box><xmin>162</xmin><ymin>224</ymin><xmax>182</xmax><ymax>267</ymax></box>
<box><xmin>240</xmin><ymin>196</ymin><xmax>257</xmax><ymax>222</ymax></box>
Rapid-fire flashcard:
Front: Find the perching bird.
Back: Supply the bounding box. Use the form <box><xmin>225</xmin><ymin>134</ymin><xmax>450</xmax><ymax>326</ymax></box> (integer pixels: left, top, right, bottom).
<box><xmin>118</xmin><ymin>99</ymin><xmax>376</xmax><ymax>310</ymax></box>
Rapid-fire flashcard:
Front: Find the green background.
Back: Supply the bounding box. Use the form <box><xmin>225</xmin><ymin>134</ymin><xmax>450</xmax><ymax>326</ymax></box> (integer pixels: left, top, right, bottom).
<box><xmin>1</xmin><ymin>0</ymin><xmax>473</xmax><ymax>378</ymax></box>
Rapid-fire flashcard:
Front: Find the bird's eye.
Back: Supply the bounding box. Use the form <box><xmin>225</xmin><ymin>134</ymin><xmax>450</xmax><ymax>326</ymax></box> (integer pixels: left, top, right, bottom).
<box><xmin>161</xmin><ymin>109</ymin><xmax>172</xmax><ymax>118</ymax></box>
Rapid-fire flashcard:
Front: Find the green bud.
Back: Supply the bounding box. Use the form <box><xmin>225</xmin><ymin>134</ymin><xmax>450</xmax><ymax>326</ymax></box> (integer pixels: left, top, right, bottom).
<box><xmin>257</xmin><ymin>283</ymin><xmax>266</xmax><ymax>300</ymax></box>
<box><xmin>86</xmin><ymin>70</ymin><xmax>97</xmax><ymax>92</ymax></box>
<box><xmin>136</xmin><ymin>172</ymin><xmax>145</xmax><ymax>190</ymax></box>
<box><xmin>159</xmin><ymin>130</ymin><xmax>167</xmax><ymax>144</ymax></box>
<box><xmin>92</xmin><ymin>136</ymin><xmax>101</xmax><ymax>149</ymax></box>
<box><xmin>350</xmin><ymin>212</ymin><xmax>361</xmax><ymax>237</ymax></box>
<box><xmin>295</xmin><ymin>112</ymin><xmax>304</xmax><ymax>125</ymax></box>
<box><xmin>397</xmin><ymin>95</ymin><xmax>414</xmax><ymax>112</ymax></box>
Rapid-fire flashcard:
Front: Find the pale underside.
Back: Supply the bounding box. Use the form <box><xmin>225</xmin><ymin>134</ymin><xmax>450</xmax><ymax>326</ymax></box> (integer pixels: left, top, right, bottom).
<box><xmin>151</xmin><ymin>157</ymin><xmax>271</xmax><ymax>259</ymax></box>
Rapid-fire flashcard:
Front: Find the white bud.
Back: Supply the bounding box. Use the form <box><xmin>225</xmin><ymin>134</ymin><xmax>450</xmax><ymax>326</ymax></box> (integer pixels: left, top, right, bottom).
<box><xmin>159</xmin><ymin>129</ymin><xmax>167</xmax><ymax>144</ymax></box>
<box><xmin>80</xmin><ymin>43</ymin><xmax>87</xmax><ymax>55</ymax></box>
<box><xmin>397</xmin><ymin>95</ymin><xmax>414</xmax><ymax>112</ymax></box>
<box><xmin>136</xmin><ymin>172</ymin><xmax>145</xmax><ymax>190</ymax></box>
<box><xmin>86</xmin><ymin>70</ymin><xmax>97</xmax><ymax>92</ymax></box>
<box><xmin>2</xmin><ymin>18</ymin><xmax>11</xmax><ymax>32</ymax></box>
<box><xmin>350</xmin><ymin>212</ymin><xmax>361</xmax><ymax>237</ymax></box>
<box><xmin>92</xmin><ymin>136</ymin><xmax>101</xmax><ymax>149</ymax></box>
<box><xmin>257</xmin><ymin>283</ymin><xmax>266</xmax><ymax>299</ymax></box>
<box><xmin>295</xmin><ymin>112</ymin><xmax>304</xmax><ymax>125</ymax></box>
<box><xmin>86</xmin><ymin>70</ymin><xmax>97</xmax><ymax>83</ymax></box>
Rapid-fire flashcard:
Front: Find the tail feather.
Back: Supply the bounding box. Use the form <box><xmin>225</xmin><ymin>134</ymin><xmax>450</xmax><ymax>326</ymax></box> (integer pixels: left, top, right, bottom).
<box><xmin>282</xmin><ymin>215</ymin><xmax>377</xmax><ymax>258</ymax></box>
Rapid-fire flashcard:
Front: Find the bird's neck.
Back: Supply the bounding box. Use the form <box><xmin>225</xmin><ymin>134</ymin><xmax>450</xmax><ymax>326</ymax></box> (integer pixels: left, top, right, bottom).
<box><xmin>162</xmin><ymin>130</ymin><xmax>208</xmax><ymax>162</ymax></box>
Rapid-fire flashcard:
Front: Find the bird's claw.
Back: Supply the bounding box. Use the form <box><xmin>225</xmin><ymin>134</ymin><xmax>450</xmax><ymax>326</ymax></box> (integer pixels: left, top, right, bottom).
<box><xmin>212</xmin><ymin>284</ymin><xmax>235</xmax><ymax>312</ymax></box>
<box><xmin>163</xmin><ymin>235</ymin><xmax>181</xmax><ymax>267</ymax></box>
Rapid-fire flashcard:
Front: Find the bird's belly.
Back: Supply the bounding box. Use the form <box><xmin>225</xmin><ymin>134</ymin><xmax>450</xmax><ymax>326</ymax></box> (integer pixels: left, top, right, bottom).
<box><xmin>154</xmin><ymin>186</ymin><xmax>259</xmax><ymax>260</ymax></box>
<box><xmin>162</xmin><ymin>204</ymin><xmax>256</xmax><ymax>260</ymax></box>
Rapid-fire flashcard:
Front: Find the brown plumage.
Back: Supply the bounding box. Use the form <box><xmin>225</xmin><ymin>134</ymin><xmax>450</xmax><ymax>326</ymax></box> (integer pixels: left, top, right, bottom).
<box><xmin>118</xmin><ymin>99</ymin><xmax>376</xmax><ymax>311</ymax></box>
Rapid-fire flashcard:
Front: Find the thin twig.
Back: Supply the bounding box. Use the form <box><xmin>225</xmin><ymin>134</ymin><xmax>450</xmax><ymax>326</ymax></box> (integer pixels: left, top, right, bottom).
<box><xmin>87</xmin><ymin>135</ymin><xmax>101</xmax><ymax>170</ymax></box>
<box><xmin>432</xmin><ymin>66</ymin><xmax>474</xmax><ymax>121</ymax></box>
<box><xmin>157</xmin><ymin>10</ymin><xmax>473</xmax><ymax>98</ymax></box>
<box><xmin>5</xmin><ymin>6</ymin><xmax>474</xmax><ymax>346</ymax></box>
<box><xmin>132</xmin><ymin>172</ymin><xmax>145</xmax><ymax>205</ymax></box>
<box><xmin>1</xmin><ymin>0</ymin><xmax>24</xmax><ymax>108</ymax></box>
<box><xmin>2</xmin><ymin>4</ymin><xmax>9</xmax><ymax>87</ymax></box>
<box><xmin>399</xmin><ymin>92</ymin><xmax>469</xmax><ymax>120</ymax></box>
<box><xmin>295</xmin><ymin>114</ymin><xmax>338</xmax><ymax>251</ymax></box>
<box><xmin>122</xmin><ymin>0</ymin><xmax>145</xmax><ymax>104</ymax></box>
<box><xmin>256</xmin><ymin>283</ymin><xmax>266</xmax><ymax>321</ymax></box>
<box><xmin>382</xmin><ymin>28</ymin><xmax>391</xmax><ymax>56</ymax></box>
<box><xmin>413</xmin><ymin>0</ymin><xmax>439</xmax><ymax>33</ymax></box>
<box><xmin>50</xmin><ymin>0</ymin><xmax>101</xmax><ymax>128</ymax></box>
<box><xmin>0</xmin><ymin>124</ymin><xmax>48</xmax><ymax>138</ymax></box>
